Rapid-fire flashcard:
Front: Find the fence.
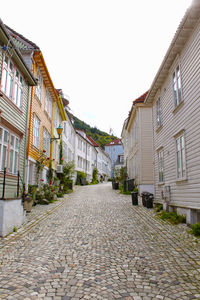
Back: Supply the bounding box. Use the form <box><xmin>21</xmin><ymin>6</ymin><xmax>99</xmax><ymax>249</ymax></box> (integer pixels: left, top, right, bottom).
<box><xmin>0</xmin><ymin>168</ymin><xmax>25</xmax><ymax>200</ymax></box>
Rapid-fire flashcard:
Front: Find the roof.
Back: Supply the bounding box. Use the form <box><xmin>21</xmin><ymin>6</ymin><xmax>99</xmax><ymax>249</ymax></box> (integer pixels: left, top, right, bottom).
<box><xmin>133</xmin><ymin>91</ymin><xmax>148</xmax><ymax>105</ymax></box>
<box><xmin>125</xmin><ymin>91</ymin><xmax>149</xmax><ymax>130</ymax></box>
<box><xmin>5</xmin><ymin>24</ymin><xmax>40</xmax><ymax>51</ymax></box>
<box><xmin>145</xmin><ymin>0</ymin><xmax>200</xmax><ymax>103</ymax></box>
<box><xmin>86</xmin><ymin>134</ymin><xmax>99</xmax><ymax>147</ymax></box>
<box><xmin>0</xmin><ymin>20</ymin><xmax>37</xmax><ymax>86</ymax></box>
<box><xmin>105</xmin><ymin>139</ymin><xmax>122</xmax><ymax>146</ymax></box>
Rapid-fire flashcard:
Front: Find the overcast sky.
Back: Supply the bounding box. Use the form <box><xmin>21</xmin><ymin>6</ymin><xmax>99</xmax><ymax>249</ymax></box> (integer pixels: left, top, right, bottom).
<box><xmin>1</xmin><ymin>0</ymin><xmax>192</xmax><ymax>136</ymax></box>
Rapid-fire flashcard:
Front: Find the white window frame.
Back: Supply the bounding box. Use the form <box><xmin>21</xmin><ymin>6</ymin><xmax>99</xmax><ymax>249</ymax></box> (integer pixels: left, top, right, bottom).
<box><xmin>9</xmin><ymin>135</ymin><xmax>19</xmax><ymax>175</ymax></box>
<box><xmin>54</xmin><ymin>104</ymin><xmax>58</xmax><ymax>129</ymax></box>
<box><xmin>175</xmin><ymin>133</ymin><xmax>186</xmax><ymax>180</ymax></box>
<box><xmin>173</xmin><ymin>65</ymin><xmax>182</xmax><ymax>107</ymax></box>
<box><xmin>0</xmin><ymin>126</ymin><xmax>20</xmax><ymax>174</ymax></box>
<box><xmin>45</xmin><ymin>89</ymin><xmax>52</xmax><ymax>119</ymax></box>
<box><xmin>43</xmin><ymin>128</ymin><xmax>50</xmax><ymax>157</ymax></box>
<box><xmin>1</xmin><ymin>55</ymin><xmax>24</xmax><ymax>109</ymax></box>
<box><xmin>36</xmin><ymin>68</ymin><xmax>42</xmax><ymax>101</ymax></box>
<box><xmin>0</xmin><ymin>127</ymin><xmax>9</xmax><ymax>171</ymax></box>
<box><xmin>158</xmin><ymin>148</ymin><xmax>164</xmax><ymax>183</ymax></box>
<box><xmin>156</xmin><ymin>97</ymin><xmax>162</xmax><ymax>127</ymax></box>
<box><xmin>33</xmin><ymin>114</ymin><xmax>40</xmax><ymax>148</ymax></box>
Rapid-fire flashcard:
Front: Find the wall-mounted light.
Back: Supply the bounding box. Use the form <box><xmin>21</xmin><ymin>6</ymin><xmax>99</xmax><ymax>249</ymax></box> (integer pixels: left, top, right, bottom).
<box><xmin>50</xmin><ymin>124</ymin><xmax>63</xmax><ymax>143</ymax></box>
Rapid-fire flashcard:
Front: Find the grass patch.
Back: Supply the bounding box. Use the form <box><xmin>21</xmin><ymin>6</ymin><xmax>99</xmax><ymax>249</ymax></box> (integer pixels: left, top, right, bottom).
<box><xmin>157</xmin><ymin>211</ymin><xmax>186</xmax><ymax>225</ymax></box>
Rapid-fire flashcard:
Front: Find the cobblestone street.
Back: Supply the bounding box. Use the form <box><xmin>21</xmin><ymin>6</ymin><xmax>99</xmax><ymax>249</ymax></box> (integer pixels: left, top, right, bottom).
<box><xmin>0</xmin><ymin>183</ymin><xmax>200</xmax><ymax>300</ymax></box>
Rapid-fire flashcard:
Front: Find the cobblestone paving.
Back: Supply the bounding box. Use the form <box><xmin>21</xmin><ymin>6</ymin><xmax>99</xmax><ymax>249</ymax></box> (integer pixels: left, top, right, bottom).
<box><xmin>0</xmin><ymin>183</ymin><xmax>200</xmax><ymax>300</ymax></box>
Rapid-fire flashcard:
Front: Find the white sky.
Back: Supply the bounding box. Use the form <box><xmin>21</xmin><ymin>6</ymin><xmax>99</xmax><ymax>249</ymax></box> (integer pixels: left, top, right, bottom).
<box><xmin>1</xmin><ymin>0</ymin><xmax>192</xmax><ymax>136</ymax></box>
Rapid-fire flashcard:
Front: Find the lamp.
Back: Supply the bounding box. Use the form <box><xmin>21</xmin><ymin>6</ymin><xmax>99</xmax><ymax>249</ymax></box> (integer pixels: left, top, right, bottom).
<box><xmin>50</xmin><ymin>124</ymin><xmax>63</xmax><ymax>143</ymax></box>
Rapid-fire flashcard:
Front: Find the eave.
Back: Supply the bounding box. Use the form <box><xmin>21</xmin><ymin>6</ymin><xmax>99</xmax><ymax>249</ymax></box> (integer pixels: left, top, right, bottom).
<box><xmin>33</xmin><ymin>51</ymin><xmax>60</xmax><ymax>103</ymax></box>
<box><xmin>0</xmin><ymin>20</ymin><xmax>37</xmax><ymax>86</ymax></box>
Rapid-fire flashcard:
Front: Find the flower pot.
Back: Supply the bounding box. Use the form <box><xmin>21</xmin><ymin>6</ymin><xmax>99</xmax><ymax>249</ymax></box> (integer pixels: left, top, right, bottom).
<box><xmin>23</xmin><ymin>198</ymin><xmax>34</xmax><ymax>213</ymax></box>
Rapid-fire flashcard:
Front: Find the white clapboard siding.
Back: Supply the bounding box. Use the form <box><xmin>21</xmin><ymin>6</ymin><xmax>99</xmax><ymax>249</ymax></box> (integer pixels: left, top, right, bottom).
<box><xmin>153</xmin><ymin>19</ymin><xmax>200</xmax><ymax>209</ymax></box>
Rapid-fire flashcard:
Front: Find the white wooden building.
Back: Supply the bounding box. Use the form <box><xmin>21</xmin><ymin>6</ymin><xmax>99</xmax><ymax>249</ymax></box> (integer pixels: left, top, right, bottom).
<box><xmin>145</xmin><ymin>0</ymin><xmax>200</xmax><ymax>224</ymax></box>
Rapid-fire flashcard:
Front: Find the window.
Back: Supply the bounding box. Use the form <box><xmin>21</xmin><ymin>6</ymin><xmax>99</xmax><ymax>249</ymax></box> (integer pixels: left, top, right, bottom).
<box><xmin>0</xmin><ymin>126</ymin><xmax>20</xmax><ymax>174</ymax></box>
<box><xmin>1</xmin><ymin>55</ymin><xmax>23</xmax><ymax>109</ymax></box>
<box><xmin>45</xmin><ymin>89</ymin><xmax>52</xmax><ymax>119</ymax></box>
<box><xmin>54</xmin><ymin>104</ymin><xmax>59</xmax><ymax>128</ymax></box>
<box><xmin>43</xmin><ymin>128</ymin><xmax>50</xmax><ymax>157</ymax></box>
<box><xmin>14</xmin><ymin>70</ymin><xmax>23</xmax><ymax>108</ymax></box>
<box><xmin>156</xmin><ymin>98</ymin><xmax>162</xmax><ymax>127</ymax></box>
<box><xmin>0</xmin><ymin>127</ymin><xmax>9</xmax><ymax>171</ymax></box>
<box><xmin>33</xmin><ymin>114</ymin><xmax>40</xmax><ymax>148</ymax></box>
<box><xmin>176</xmin><ymin>134</ymin><xmax>186</xmax><ymax>179</ymax></box>
<box><xmin>173</xmin><ymin>65</ymin><xmax>182</xmax><ymax>107</ymax></box>
<box><xmin>78</xmin><ymin>139</ymin><xmax>82</xmax><ymax>151</ymax></box>
<box><xmin>53</xmin><ymin>140</ymin><xmax>57</xmax><ymax>160</ymax></box>
<box><xmin>9</xmin><ymin>135</ymin><xmax>19</xmax><ymax>174</ymax></box>
<box><xmin>158</xmin><ymin>149</ymin><xmax>164</xmax><ymax>182</ymax></box>
<box><xmin>36</xmin><ymin>68</ymin><xmax>42</xmax><ymax>101</ymax></box>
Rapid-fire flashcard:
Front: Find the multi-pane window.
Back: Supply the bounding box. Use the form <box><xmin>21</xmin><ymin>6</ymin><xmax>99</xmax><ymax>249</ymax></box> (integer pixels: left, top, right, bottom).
<box><xmin>36</xmin><ymin>68</ymin><xmax>42</xmax><ymax>101</ymax></box>
<box><xmin>173</xmin><ymin>65</ymin><xmax>182</xmax><ymax>107</ymax></box>
<box><xmin>158</xmin><ymin>149</ymin><xmax>164</xmax><ymax>182</ymax></box>
<box><xmin>9</xmin><ymin>135</ymin><xmax>19</xmax><ymax>174</ymax></box>
<box><xmin>78</xmin><ymin>139</ymin><xmax>82</xmax><ymax>150</ymax></box>
<box><xmin>33</xmin><ymin>114</ymin><xmax>40</xmax><ymax>148</ymax></box>
<box><xmin>14</xmin><ymin>70</ymin><xmax>23</xmax><ymax>108</ymax></box>
<box><xmin>54</xmin><ymin>104</ymin><xmax>59</xmax><ymax>128</ymax></box>
<box><xmin>176</xmin><ymin>134</ymin><xmax>186</xmax><ymax>179</ymax></box>
<box><xmin>1</xmin><ymin>55</ymin><xmax>23</xmax><ymax>109</ymax></box>
<box><xmin>43</xmin><ymin>128</ymin><xmax>50</xmax><ymax>157</ymax></box>
<box><xmin>156</xmin><ymin>97</ymin><xmax>162</xmax><ymax>127</ymax></box>
<box><xmin>45</xmin><ymin>89</ymin><xmax>52</xmax><ymax>119</ymax></box>
<box><xmin>0</xmin><ymin>126</ymin><xmax>20</xmax><ymax>174</ymax></box>
<box><xmin>0</xmin><ymin>127</ymin><xmax>9</xmax><ymax>171</ymax></box>
<box><xmin>53</xmin><ymin>140</ymin><xmax>57</xmax><ymax>160</ymax></box>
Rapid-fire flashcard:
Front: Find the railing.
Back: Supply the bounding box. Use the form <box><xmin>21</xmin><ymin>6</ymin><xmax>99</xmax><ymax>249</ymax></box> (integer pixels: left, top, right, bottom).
<box><xmin>0</xmin><ymin>168</ymin><xmax>25</xmax><ymax>200</ymax></box>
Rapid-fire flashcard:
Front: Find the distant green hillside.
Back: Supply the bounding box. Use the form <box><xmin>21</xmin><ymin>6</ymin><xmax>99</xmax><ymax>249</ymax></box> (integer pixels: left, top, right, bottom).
<box><xmin>73</xmin><ymin>116</ymin><xmax>118</xmax><ymax>149</ymax></box>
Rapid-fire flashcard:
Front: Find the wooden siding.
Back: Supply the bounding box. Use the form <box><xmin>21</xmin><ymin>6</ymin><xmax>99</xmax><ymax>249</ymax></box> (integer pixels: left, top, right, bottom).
<box><xmin>0</xmin><ymin>49</ymin><xmax>29</xmax><ymax>198</ymax></box>
<box><xmin>28</xmin><ymin>64</ymin><xmax>53</xmax><ymax>163</ymax></box>
<box><xmin>139</xmin><ymin>107</ymin><xmax>154</xmax><ymax>184</ymax></box>
<box><xmin>153</xmin><ymin>19</ymin><xmax>200</xmax><ymax>209</ymax></box>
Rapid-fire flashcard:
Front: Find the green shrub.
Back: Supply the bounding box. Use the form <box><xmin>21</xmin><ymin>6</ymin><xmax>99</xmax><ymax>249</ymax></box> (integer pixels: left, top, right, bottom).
<box><xmin>154</xmin><ymin>204</ymin><xmax>163</xmax><ymax>213</ymax></box>
<box><xmin>191</xmin><ymin>223</ymin><xmax>200</xmax><ymax>237</ymax></box>
<box><xmin>57</xmin><ymin>192</ymin><xmax>64</xmax><ymax>198</ymax></box>
<box><xmin>158</xmin><ymin>211</ymin><xmax>186</xmax><ymax>225</ymax></box>
<box><xmin>76</xmin><ymin>171</ymin><xmax>86</xmax><ymax>185</ymax></box>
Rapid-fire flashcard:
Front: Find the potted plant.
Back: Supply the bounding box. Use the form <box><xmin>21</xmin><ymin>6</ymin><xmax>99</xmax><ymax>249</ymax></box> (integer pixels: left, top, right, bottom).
<box><xmin>23</xmin><ymin>193</ymin><xmax>34</xmax><ymax>212</ymax></box>
<box><xmin>131</xmin><ymin>186</ymin><xmax>138</xmax><ymax>205</ymax></box>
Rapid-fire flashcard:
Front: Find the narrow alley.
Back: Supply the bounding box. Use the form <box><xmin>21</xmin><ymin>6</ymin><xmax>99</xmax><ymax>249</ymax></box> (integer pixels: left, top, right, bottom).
<box><xmin>0</xmin><ymin>183</ymin><xmax>200</xmax><ymax>300</ymax></box>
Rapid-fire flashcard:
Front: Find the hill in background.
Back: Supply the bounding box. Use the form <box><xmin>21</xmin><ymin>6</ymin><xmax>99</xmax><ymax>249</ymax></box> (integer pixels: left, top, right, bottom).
<box><xmin>73</xmin><ymin>116</ymin><xmax>118</xmax><ymax>149</ymax></box>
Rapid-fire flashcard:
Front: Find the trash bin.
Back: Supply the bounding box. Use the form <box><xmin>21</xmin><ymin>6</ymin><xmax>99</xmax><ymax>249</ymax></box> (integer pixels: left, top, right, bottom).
<box><xmin>126</xmin><ymin>179</ymin><xmax>135</xmax><ymax>191</ymax></box>
<box><xmin>141</xmin><ymin>192</ymin><xmax>148</xmax><ymax>207</ymax></box>
<box><xmin>142</xmin><ymin>192</ymin><xmax>154</xmax><ymax>208</ymax></box>
<box><xmin>146</xmin><ymin>194</ymin><xmax>154</xmax><ymax>208</ymax></box>
<box><xmin>113</xmin><ymin>182</ymin><xmax>119</xmax><ymax>190</ymax></box>
<box><xmin>131</xmin><ymin>192</ymin><xmax>138</xmax><ymax>205</ymax></box>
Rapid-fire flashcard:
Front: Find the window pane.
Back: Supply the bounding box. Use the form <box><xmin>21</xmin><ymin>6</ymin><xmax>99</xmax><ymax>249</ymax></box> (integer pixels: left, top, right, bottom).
<box><xmin>14</xmin><ymin>151</ymin><xmax>18</xmax><ymax>174</ymax></box>
<box><xmin>2</xmin><ymin>68</ymin><xmax>7</xmax><ymax>93</ymax></box>
<box><xmin>9</xmin><ymin>149</ymin><xmax>14</xmax><ymax>173</ymax></box>
<box><xmin>0</xmin><ymin>128</ymin><xmax>2</xmax><ymax>141</ymax></box>
<box><xmin>1</xmin><ymin>145</ymin><xmax>7</xmax><ymax>169</ymax></box>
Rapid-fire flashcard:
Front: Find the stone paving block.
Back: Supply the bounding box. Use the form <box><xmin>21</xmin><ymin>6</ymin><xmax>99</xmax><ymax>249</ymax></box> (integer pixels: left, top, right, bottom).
<box><xmin>0</xmin><ymin>183</ymin><xmax>200</xmax><ymax>299</ymax></box>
